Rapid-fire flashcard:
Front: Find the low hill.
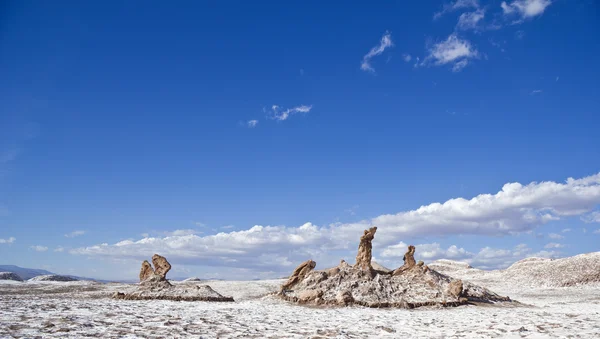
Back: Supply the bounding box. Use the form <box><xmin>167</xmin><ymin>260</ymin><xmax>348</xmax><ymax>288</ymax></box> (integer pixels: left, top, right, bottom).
<box><xmin>0</xmin><ymin>265</ymin><xmax>54</xmax><ymax>280</ymax></box>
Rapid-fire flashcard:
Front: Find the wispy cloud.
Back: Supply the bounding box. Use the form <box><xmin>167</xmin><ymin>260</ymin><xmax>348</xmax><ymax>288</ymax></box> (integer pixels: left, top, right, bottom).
<box><xmin>544</xmin><ymin>242</ymin><xmax>564</xmax><ymax>249</ymax></box>
<box><xmin>72</xmin><ymin>172</ymin><xmax>600</xmax><ymax>275</ymax></box>
<box><xmin>501</xmin><ymin>0</ymin><xmax>552</xmax><ymax>20</ymax></box>
<box><xmin>402</xmin><ymin>54</ymin><xmax>412</xmax><ymax>62</ymax></box>
<box><xmin>548</xmin><ymin>233</ymin><xmax>564</xmax><ymax>240</ymax></box>
<box><xmin>247</xmin><ymin>120</ymin><xmax>259</xmax><ymax>128</ymax></box>
<box><xmin>361</xmin><ymin>32</ymin><xmax>393</xmax><ymax>73</ymax></box>
<box><xmin>30</xmin><ymin>245</ymin><xmax>48</xmax><ymax>252</ymax></box>
<box><xmin>456</xmin><ymin>9</ymin><xmax>485</xmax><ymax>31</ymax></box>
<box><xmin>531</xmin><ymin>89</ymin><xmax>543</xmax><ymax>95</ymax></box>
<box><xmin>434</xmin><ymin>0</ymin><xmax>480</xmax><ymax>20</ymax></box>
<box><xmin>268</xmin><ymin>105</ymin><xmax>313</xmax><ymax>121</ymax></box>
<box><xmin>561</xmin><ymin>228</ymin><xmax>571</xmax><ymax>233</ymax></box>
<box><xmin>65</xmin><ymin>230</ymin><xmax>86</xmax><ymax>238</ymax></box>
<box><xmin>54</xmin><ymin>246</ymin><xmax>65</xmax><ymax>252</ymax></box>
<box><xmin>422</xmin><ymin>34</ymin><xmax>479</xmax><ymax>72</ymax></box>
<box><xmin>581</xmin><ymin>211</ymin><xmax>600</xmax><ymax>223</ymax></box>
<box><xmin>0</xmin><ymin>236</ymin><xmax>16</xmax><ymax>244</ymax></box>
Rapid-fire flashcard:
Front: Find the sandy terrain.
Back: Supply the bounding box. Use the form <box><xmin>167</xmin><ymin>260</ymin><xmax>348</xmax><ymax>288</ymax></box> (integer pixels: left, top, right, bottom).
<box><xmin>1</xmin><ymin>274</ymin><xmax>599</xmax><ymax>338</ymax></box>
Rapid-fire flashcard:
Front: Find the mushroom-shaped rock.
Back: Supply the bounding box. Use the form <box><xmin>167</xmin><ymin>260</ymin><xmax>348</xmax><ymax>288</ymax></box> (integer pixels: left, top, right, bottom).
<box><xmin>354</xmin><ymin>227</ymin><xmax>377</xmax><ymax>271</ymax></box>
<box><xmin>139</xmin><ymin>260</ymin><xmax>154</xmax><ymax>282</ymax></box>
<box><xmin>392</xmin><ymin>245</ymin><xmax>416</xmax><ymax>276</ymax></box>
<box><xmin>152</xmin><ymin>254</ymin><xmax>171</xmax><ymax>279</ymax></box>
<box><xmin>281</xmin><ymin>259</ymin><xmax>316</xmax><ymax>291</ymax></box>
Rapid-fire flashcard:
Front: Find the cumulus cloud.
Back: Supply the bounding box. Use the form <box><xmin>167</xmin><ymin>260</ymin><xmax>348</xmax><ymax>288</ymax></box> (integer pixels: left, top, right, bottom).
<box><xmin>0</xmin><ymin>236</ymin><xmax>16</xmax><ymax>244</ymax></box>
<box><xmin>548</xmin><ymin>233</ymin><xmax>564</xmax><ymax>240</ymax></box>
<box><xmin>456</xmin><ymin>9</ymin><xmax>485</xmax><ymax>31</ymax></box>
<box><xmin>247</xmin><ymin>120</ymin><xmax>258</xmax><ymax>128</ymax></box>
<box><xmin>501</xmin><ymin>0</ymin><xmax>552</xmax><ymax>20</ymax></box>
<box><xmin>71</xmin><ymin>172</ymin><xmax>600</xmax><ymax>275</ymax></box>
<box><xmin>268</xmin><ymin>105</ymin><xmax>312</xmax><ymax>121</ymax></box>
<box><xmin>422</xmin><ymin>34</ymin><xmax>479</xmax><ymax>72</ymax></box>
<box><xmin>381</xmin><ymin>242</ymin><xmax>472</xmax><ymax>261</ymax></box>
<box><xmin>434</xmin><ymin>0</ymin><xmax>480</xmax><ymax>20</ymax></box>
<box><xmin>361</xmin><ymin>32</ymin><xmax>393</xmax><ymax>73</ymax></box>
<box><xmin>65</xmin><ymin>230</ymin><xmax>86</xmax><ymax>238</ymax></box>
<box><xmin>31</xmin><ymin>245</ymin><xmax>48</xmax><ymax>252</ymax></box>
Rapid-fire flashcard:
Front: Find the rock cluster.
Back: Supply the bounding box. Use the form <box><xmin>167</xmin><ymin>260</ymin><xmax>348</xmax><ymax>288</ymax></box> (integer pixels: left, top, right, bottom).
<box><xmin>139</xmin><ymin>254</ymin><xmax>171</xmax><ymax>282</ymax></box>
<box><xmin>113</xmin><ymin>254</ymin><xmax>233</xmax><ymax>302</ymax></box>
<box><xmin>278</xmin><ymin>227</ymin><xmax>511</xmax><ymax>308</ymax></box>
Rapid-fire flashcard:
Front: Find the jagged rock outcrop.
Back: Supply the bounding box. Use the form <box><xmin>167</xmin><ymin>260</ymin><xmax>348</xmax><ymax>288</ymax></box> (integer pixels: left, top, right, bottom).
<box><xmin>392</xmin><ymin>245</ymin><xmax>416</xmax><ymax>276</ymax></box>
<box><xmin>278</xmin><ymin>229</ymin><xmax>511</xmax><ymax>308</ymax></box>
<box><xmin>139</xmin><ymin>260</ymin><xmax>154</xmax><ymax>281</ymax></box>
<box><xmin>0</xmin><ymin>272</ymin><xmax>24</xmax><ymax>282</ymax></box>
<box><xmin>281</xmin><ymin>259</ymin><xmax>316</xmax><ymax>291</ymax></box>
<box><xmin>114</xmin><ymin>254</ymin><xmax>233</xmax><ymax>302</ymax></box>
<box><xmin>355</xmin><ymin>227</ymin><xmax>377</xmax><ymax>271</ymax></box>
<box><xmin>152</xmin><ymin>254</ymin><xmax>171</xmax><ymax>279</ymax></box>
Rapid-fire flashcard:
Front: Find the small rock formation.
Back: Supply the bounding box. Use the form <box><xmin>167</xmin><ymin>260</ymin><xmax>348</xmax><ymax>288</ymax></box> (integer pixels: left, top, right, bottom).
<box><xmin>391</xmin><ymin>245</ymin><xmax>416</xmax><ymax>276</ymax></box>
<box><xmin>281</xmin><ymin>259</ymin><xmax>316</xmax><ymax>291</ymax></box>
<box><xmin>114</xmin><ymin>254</ymin><xmax>233</xmax><ymax>302</ymax></box>
<box><xmin>152</xmin><ymin>254</ymin><xmax>171</xmax><ymax>279</ymax></box>
<box><xmin>355</xmin><ymin>227</ymin><xmax>377</xmax><ymax>271</ymax></box>
<box><xmin>0</xmin><ymin>272</ymin><xmax>24</xmax><ymax>282</ymax></box>
<box><xmin>278</xmin><ymin>229</ymin><xmax>511</xmax><ymax>308</ymax></box>
<box><xmin>139</xmin><ymin>260</ymin><xmax>154</xmax><ymax>281</ymax></box>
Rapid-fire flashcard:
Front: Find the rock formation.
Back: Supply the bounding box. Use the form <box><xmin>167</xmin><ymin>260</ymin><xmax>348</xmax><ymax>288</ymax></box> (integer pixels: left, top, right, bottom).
<box><xmin>278</xmin><ymin>228</ymin><xmax>511</xmax><ymax>308</ymax></box>
<box><xmin>139</xmin><ymin>260</ymin><xmax>154</xmax><ymax>281</ymax></box>
<box><xmin>114</xmin><ymin>254</ymin><xmax>234</xmax><ymax>302</ymax></box>
<box><xmin>392</xmin><ymin>245</ymin><xmax>416</xmax><ymax>276</ymax></box>
<box><xmin>152</xmin><ymin>254</ymin><xmax>171</xmax><ymax>279</ymax></box>
<box><xmin>281</xmin><ymin>259</ymin><xmax>316</xmax><ymax>291</ymax></box>
<box><xmin>355</xmin><ymin>227</ymin><xmax>377</xmax><ymax>271</ymax></box>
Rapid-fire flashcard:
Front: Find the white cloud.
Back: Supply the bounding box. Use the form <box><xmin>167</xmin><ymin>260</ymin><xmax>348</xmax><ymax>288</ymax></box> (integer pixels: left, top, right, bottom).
<box><xmin>581</xmin><ymin>211</ymin><xmax>600</xmax><ymax>223</ymax></box>
<box><xmin>456</xmin><ymin>9</ymin><xmax>485</xmax><ymax>31</ymax></box>
<box><xmin>594</xmin><ymin>229</ymin><xmax>600</xmax><ymax>234</ymax></box>
<box><xmin>544</xmin><ymin>242</ymin><xmax>564</xmax><ymax>249</ymax></box>
<box><xmin>531</xmin><ymin>89</ymin><xmax>543</xmax><ymax>95</ymax></box>
<box><xmin>268</xmin><ymin>105</ymin><xmax>313</xmax><ymax>121</ymax></box>
<box><xmin>501</xmin><ymin>0</ymin><xmax>552</xmax><ymax>20</ymax></box>
<box><xmin>361</xmin><ymin>32</ymin><xmax>393</xmax><ymax>73</ymax></box>
<box><xmin>402</xmin><ymin>54</ymin><xmax>412</xmax><ymax>62</ymax></box>
<box><xmin>221</xmin><ymin>225</ymin><xmax>235</xmax><ymax>230</ymax></box>
<box><xmin>65</xmin><ymin>230</ymin><xmax>86</xmax><ymax>238</ymax></box>
<box><xmin>561</xmin><ymin>228</ymin><xmax>571</xmax><ymax>233</ymax></box>
<box><xmin>381</xmin><ymin>242</ymin><xmax>472</xmax><ymax>261</ymax></box>
<box><xmin>247</xmin><ymin>120</ymin><xmax>258</xmax><ymax>128</ymax></box>
<box><xmin>71</xmin><ymin>172</ymin><xmax>600</xmax><ymax>275</ymax></box>
<box><xmin>434</xmin><ymin>0</ymin><xmax>480</xmax><ymax>20</ymax></box>
<box><xmin>423</xmin><ymin>34</ymin><xmax>479</xmax><ymax>72</ymax></box>
<box><xmin>31</xmin><ymin>245</ymin><xmax>48</xmax><ymax>252</ymax></box>
<box><xmin>548</xmin><ymin>233</ymin><xmax>564</xmax><ymax>239</ymax></box>
<box><xmin>164</xmin><ymin>229</ymin><xmax>200</xmax><ymax>236</ymax></box>
<box><xmin>0</xmin><ymin>236</ymin><xmax>16</xmax><ymax>244</ymax></box>
<box><xmin>54</xmin><ymin>246</ymin><xmax>65</xmax><ymax>252</ymax></box>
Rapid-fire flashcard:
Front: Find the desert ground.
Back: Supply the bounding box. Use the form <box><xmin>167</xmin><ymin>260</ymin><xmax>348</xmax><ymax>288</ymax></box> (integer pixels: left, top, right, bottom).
<box><xmin>1</xmin><ymin>254</ymin><xmax>599</xmax><ymax>338</ymax></box>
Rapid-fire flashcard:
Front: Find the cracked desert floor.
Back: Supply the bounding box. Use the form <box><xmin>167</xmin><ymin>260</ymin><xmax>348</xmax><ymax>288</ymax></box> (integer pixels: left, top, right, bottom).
<box><xmin>1</xmin><ymin>276</ymin><xmax>599</xmax><ymax>338</ymax></box>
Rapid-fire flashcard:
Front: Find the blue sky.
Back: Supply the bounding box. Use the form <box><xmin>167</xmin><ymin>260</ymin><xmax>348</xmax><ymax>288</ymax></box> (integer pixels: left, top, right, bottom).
<box><xmin>1</xmin><ymin>0</ymin><xmax>599</xmax><ymax>280</ymax></box>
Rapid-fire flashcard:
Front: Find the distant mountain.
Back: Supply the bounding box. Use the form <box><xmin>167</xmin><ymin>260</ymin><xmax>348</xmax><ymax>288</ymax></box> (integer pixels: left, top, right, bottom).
<box><xmin>0</xmin><ymin>265</ymin><xmax>54</xmax><ymax>280</ymax></box>
<box><xmin>0</xmin><ymin>265</ymin><xmax>118</xmax><ymax>283</ymax></box>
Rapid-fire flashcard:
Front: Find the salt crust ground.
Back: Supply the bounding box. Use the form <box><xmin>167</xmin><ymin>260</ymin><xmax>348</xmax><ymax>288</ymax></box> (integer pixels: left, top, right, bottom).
<box><xmin>1</xmin><ymin>276</ymin><xmax>599</xmax><ymax>338</ymax></box>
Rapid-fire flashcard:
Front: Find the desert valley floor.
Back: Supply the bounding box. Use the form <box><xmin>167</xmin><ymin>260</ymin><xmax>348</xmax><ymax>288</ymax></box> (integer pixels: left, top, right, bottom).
<box><xmin>1</xmin><ymin>255</ymin><xmax>600</xmax><ymax>338</ymax></box>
